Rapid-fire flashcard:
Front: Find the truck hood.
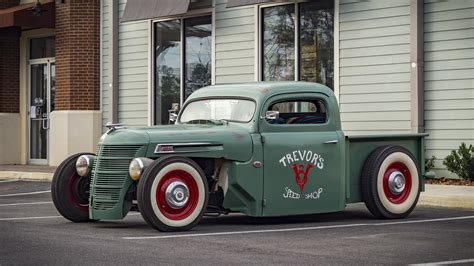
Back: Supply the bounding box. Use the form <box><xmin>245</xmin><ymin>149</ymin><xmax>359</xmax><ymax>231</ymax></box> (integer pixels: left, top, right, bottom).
<box><xmin>101</xmin><ymin>123</ymin><xmax>253</xmax><ymax>162</ymax></box>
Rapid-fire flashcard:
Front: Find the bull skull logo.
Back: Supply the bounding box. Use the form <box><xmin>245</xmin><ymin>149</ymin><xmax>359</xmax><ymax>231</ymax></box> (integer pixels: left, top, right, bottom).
<box><xmin>291</xmin><ymin>164</ymin><xmax>313</xmax><ymax>193</ymax></box>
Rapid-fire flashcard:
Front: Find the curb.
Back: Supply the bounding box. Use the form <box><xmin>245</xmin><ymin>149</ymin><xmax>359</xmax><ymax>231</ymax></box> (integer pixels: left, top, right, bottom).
<box><xmin>0</xmin><ymin>171</ymin><xmax>53</xmax><ymax>181</ymax></box>
<box><xmin>418</xmin><ymin>184</ymin><xmax>474</xmax><ymax>209</ymax></box>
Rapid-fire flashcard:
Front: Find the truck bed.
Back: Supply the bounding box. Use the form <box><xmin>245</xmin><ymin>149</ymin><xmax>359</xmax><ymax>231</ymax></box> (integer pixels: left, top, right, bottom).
<box><xmin>345</xmin><ymin>133</ymin><xmax>428</xmax><ymax>204</ymax></box>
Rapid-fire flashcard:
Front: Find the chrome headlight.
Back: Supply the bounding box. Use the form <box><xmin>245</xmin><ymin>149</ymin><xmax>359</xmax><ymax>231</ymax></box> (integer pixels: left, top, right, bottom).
<box><xmin>129</xmin><ymin>158</ymin><xmax>153</xmax><ymax>181</ymax></box>
<box><xmin>76</xmin><ymin>155</ymin><xmax>95</xmax><ymax>177</ymax></box>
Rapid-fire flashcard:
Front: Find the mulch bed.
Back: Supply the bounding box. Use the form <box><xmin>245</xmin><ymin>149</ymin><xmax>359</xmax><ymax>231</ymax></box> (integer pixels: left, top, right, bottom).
<box><xmin>425</xmin><ymin>177</ymin><xmax>474</xmax><ymax>186</ymax></box>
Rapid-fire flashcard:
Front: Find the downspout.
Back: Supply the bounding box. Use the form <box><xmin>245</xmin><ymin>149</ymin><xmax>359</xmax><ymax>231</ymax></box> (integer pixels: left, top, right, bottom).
<box><xmin>107</xmin><ymin>0</ymin><xmax>118</xmax><ymax>123</ymax></box>
<box><xmin>410</xmin><ymin>0</ymin><xmax>424</xmax><ymax>133</ymax></box>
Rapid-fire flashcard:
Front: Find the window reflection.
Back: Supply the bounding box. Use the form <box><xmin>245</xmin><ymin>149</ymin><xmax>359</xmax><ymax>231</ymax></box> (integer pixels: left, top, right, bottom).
<box><xmin>184</xmin><ymin>16</ymin><xmax>212</xmax><ymax>100</ymax></box>
<box><xmin>155</xmin><ymin>20</ymin><xmax>181</xmax><ymax>125</ymax></box>
<box><xmin>262</xmin><ymin>5</ymin><xmax>295</xmax><ymax>81</ymax></box>
<box><xmin>262</xmin><ymin>1</ymin><xmax>334</xmax><ymax>89</ymax></box>
<box><xmin>300</xmin><ymin>1</ymin><xmax>334</xmax><ymax>89</ymax></box>
<box><xmin>154</xmin><ymin>16</ymin><xmax>212</xmax><ymax>125</ymax></box>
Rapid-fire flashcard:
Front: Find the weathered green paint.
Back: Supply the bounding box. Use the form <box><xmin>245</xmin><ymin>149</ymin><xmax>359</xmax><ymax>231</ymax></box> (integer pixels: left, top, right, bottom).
<box><xmin>89</xmin><ymin>144</ymin><xmax>148</xmax><ymax>220</ymax></box>
<box><xmin>88</xmin><ymin>82</ymin><xmax>427</xmax><ymax>220</ymax></box>
<box><xmin>345</xmin><ymin>134</ymin><xmax>427</xmax><ymax>203</ymax></box>
<box><xmin>259</xmin><ymin>92</ymin><xmax>345</xmax><ymax>216</ymax></box>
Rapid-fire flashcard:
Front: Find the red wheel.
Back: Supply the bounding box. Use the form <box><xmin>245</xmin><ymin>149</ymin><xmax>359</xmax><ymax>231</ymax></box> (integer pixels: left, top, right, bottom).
<box><xmin>382</xmin><ymin>162</ymin><xmax>412</xmax><ymax>204</ymax></box>
<box><xmin>67</xmin><ymin>172</ymin><xmax>90</xmax><ymax>212</ymax></box>
<box><xmin>138</xmin><ymin>157</ymin><xmax>208</xmax><ymax>231</ymax></box>
<box><xmin>51</xmin><ymin>153</ymin><xmax>96</xmax><ymax>222</ymax></box>
<box><xmin>156</xmin><ymin>170</ymin><xmax>199</xmax><ymax>221</ymax></box>
<box><xmin>362</xmin><ymin>145</ymin><xmax>420</xmax><ymax>219</ymax></box>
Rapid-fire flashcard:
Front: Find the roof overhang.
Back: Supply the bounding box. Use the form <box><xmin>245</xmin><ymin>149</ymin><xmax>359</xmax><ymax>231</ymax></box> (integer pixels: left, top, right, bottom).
<box><xmin>0</xmin><ymin>0</ymin><xmax>55</xmax><ymax>29</ymax></box>
<box><xmin>121</xmin><ymin>0</ymin><xmax>191</xmax><ymax>23</ymax></box>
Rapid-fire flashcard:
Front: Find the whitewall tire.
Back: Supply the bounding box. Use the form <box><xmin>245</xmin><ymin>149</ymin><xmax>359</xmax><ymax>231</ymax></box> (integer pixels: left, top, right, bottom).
<box><xmin>137</xmin><ymin>156</ymin><xmax>208</xmax><ymax>232</ymax></box>
<box><xmin>361</xmin><ymin>145</ymin><xmax>421</xmax><ymax>219</ymax></box>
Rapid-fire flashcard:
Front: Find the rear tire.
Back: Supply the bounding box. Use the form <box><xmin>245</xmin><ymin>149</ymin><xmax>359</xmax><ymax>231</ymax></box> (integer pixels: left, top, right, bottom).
<box><xmin>361</xmin><ymin>145</ymin><xmax>420</xmax><ymax>219</ymax></box>
<box><xmin>51</xmin><ymin>153</ymin><xmax>96</xmax><ymax>222</ymax></box>
<box><xmin>137</xmin><ymin>156</ymin><xmax>208</xmax><ymax>232</ymax></box>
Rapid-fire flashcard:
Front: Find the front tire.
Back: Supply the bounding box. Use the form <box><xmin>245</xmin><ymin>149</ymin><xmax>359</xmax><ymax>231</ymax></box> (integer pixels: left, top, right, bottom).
<box><xmin>361</xmin><ymin>145</ymin><xmax>420</xmax><ymax>219</ymax></box>
<box><xmin>51</xmin><ymin>153</ymin><xmax>95</xmax><ymax>222</ymax></box>
<box><xmin>137</xmin><ymin>157</ymin><xmax>209</xmax><ymax>232</ymax></box>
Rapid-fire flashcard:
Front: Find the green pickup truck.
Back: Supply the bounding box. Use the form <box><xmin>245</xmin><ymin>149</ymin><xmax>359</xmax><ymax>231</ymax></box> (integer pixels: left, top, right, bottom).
<box><xmin>52</xmin><ymin>82</ymin><xmax>427</xmax><ymax>232</ymax></box>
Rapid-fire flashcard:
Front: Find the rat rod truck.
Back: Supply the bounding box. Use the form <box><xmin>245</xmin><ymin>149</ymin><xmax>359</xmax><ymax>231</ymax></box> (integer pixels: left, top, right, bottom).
<box><xmin>52</xmin><ymin>82</ymin><xmax>428</xmax><ymax>232</ymax></box>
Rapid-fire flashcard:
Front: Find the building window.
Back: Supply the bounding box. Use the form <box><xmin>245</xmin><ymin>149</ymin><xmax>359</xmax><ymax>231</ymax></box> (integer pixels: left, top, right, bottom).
<box><xmin>262</xmin><ymin>1</ymin><xmax>334</xmax><ymax>89</ymax></box>
<box><xmin>154</xmin><ymin>15</ymin><xmax>212</xmax><ymax>125</ymax></box>
<box><xmin>30</xmin><ymin>36</ymin><xmax>55</xmax><ymax>59</ymax></box>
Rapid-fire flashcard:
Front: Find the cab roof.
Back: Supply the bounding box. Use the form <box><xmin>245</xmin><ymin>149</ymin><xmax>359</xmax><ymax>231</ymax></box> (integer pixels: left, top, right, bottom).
<box><xmin>187</xmin><ymin>81</ymin><xmax>334</xmax><ymax>103</ymax></box>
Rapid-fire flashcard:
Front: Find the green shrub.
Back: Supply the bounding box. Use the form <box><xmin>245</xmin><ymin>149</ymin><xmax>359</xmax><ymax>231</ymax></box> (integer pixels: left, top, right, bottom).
<box><xmin>425</xmin><ymin>156</ymin><xmax>436</xmax><ymax>172</ymax></box>
<box><xmin>443</xmin><ymin>143</ymin><xmax>474</xmax><ymax>180</ymax></box>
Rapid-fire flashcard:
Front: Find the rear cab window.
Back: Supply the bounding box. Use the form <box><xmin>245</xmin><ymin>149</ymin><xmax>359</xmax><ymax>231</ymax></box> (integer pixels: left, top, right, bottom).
<box><xmin>266</xmin><ymin>99</ymin><xmax>327</xmax><ymax>125</ymax></box>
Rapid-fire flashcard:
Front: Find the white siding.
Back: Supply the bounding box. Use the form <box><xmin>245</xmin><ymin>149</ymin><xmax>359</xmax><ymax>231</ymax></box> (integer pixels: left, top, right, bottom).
<box><xmin>101</xmin><ymin>0</ymin><xmax>149</xmax><ymax>128</ymax></box>
<box><xmin>338</xmin><ymin>0</ymin><xmax>412</xmax><ymax>134</ymax></box>
<box><xmin>424</xmin><ymin>0</ymin><xmax>474</xmax><ymax>178</ymax></box>
<box><xmin>116</xmin><ymin>0</ymin><xmax>149</xmax><ymax>127</ymax></box>
<box><xmin>215</xmin><ymin>0</ymin><xmax>256</xmax><ymax>84</ymax></box>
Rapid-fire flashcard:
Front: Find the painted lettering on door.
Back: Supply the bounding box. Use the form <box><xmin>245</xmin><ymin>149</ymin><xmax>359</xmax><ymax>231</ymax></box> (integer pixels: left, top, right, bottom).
<box><xmin>279</xmin><ymin>150</ymin><xmax>325</xmax><ymax>200</ymax></box>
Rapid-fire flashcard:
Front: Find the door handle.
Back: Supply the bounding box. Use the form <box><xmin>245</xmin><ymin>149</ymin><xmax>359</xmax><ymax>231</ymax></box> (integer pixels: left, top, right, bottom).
<box><xmin>42</xmin><ymin>118</ymin><xmax>49</xmax><ymax>130</ymax></box>
<box><xmin>324</xmin><ymin>140</ymin><xmax>338</xmax><ymax>144</ymax></box>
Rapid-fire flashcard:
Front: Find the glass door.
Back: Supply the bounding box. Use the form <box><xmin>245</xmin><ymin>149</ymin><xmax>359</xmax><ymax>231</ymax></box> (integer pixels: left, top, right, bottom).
<box><xmin>29</xmin><ymin>59</ymin><xmax>55</xmax><ymax>163</ymax></box>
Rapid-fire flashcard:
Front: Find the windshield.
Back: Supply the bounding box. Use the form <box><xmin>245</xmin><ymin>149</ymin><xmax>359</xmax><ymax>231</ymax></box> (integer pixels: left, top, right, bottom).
<box><xmin>180</xmin><ymin>98</ymin><xmax>256</xmax><ymax>123</ymax></box>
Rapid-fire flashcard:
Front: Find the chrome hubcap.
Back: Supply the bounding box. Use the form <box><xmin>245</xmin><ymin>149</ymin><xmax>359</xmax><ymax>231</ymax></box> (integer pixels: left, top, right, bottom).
<box><xmin>165</xmin><ymin>181</ymin><xmax>189</xmax><ymax>209</ymax></box>
<box><xmin>388</xmin><ymin>171</ymin><xmax>405</xmax><ymax>195</ymax></box>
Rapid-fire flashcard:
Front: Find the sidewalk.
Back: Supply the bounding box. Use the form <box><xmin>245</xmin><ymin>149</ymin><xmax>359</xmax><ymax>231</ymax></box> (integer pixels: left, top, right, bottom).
<box><xmin>0</xmin><ymin>165</ymin><xmax>472</xmax><ymax>209</ymax></box>
<box><xmin>418</xmin><ymin>184</ymin><xmax>474</xmax><ymax>209</ymax></box>
<box><xmin>0</xmin><ymin>164</ymin><xmax>56</xmax><ymax>181</ymax></box>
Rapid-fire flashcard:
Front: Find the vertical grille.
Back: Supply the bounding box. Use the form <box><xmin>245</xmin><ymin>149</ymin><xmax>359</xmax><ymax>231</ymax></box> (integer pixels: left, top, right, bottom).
<box><xmin>91</xmin><ymin>145</ymin><xmax>142</xmax><ymax>211</ymax></box>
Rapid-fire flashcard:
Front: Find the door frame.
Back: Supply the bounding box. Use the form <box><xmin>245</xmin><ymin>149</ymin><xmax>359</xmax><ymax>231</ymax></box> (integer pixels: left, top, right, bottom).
<box><xmin>27</xmin><ymin>57</ymin><xmax>55</xmax><ymax>165</ymax></box>
<box><xmin>259</xmin><ymin>92</ymin><xmax>343</xmax><ymax>216</ymax></box>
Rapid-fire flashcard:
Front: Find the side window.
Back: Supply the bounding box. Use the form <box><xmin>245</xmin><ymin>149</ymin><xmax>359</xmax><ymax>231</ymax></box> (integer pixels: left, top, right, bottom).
<box><xmin>266</xmin><ymin>99</ymin><xmax>327</xmax><ymax>125</ymax></box>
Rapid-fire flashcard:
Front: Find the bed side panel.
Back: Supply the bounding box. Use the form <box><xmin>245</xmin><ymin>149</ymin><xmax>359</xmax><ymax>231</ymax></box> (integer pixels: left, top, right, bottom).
<box><xmin>345</xmin><ymin>134</ymin><xmax>426</xmax><ymax>203</ymax></box>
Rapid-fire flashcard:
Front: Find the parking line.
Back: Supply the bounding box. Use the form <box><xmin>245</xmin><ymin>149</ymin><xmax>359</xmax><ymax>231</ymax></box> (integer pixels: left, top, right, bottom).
<box><xmin>410</xmin><ymin>258</ymin><xmax>474</xmax><ymax>265</ymax></box>
<box><xmin>0</xmin><ymin>180</ymin><xmax>19</xmax><ymax>183</ymax></box>
<box><xmin>122</xmin><ymin>215</ymin><xmax>474</xmax><ymax>240</ymax></box>
<box><xmin>0</xmin><ymin>201</ymin><xmax>53</xmax><ymax>207</ymax></box>
<box><xmin>372</xmin><ymin>216</ymin><xmax>474</xmax><ymax>226</ymax></box>
<box><xmin>0</xmin><ymin>190</ymin><xmax>51</xmax><ymax>197</ymax></box>
<box><xmin>0</xmin><ymin>216</ymin><xmax>61</xmax><ymax>221</ymax></box>
<box><xmin>0</xmin><ymin>211</ymin><xmax>141</xmax><ymax>221</ymax></box>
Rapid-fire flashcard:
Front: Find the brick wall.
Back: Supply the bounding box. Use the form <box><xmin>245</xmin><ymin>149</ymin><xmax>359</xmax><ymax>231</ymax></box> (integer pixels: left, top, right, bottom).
<box><xmin>0</xmin><ymin>28</ymin><xmax>20</xmax><ymax>113</ymax></box>
<box><xmin>55</xmin><ymin>0</ymin><xmax>100</xmax><ymax>110</ymax></box>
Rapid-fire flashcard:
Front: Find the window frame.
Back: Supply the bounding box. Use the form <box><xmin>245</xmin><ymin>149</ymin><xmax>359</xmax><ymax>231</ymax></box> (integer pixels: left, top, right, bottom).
<box><xmin>258</xmin><ymin>1</ymin><xmax>337</xmax><ymax>90</ymax></box>
<box><xmin>150</xmin><ymin>8</ymin><xmax>214</xmax><ymax>125</ymax></box>
<box><xmin>260</xmin><ymin>93</ymin><xmax>335</xmax><ymax>133</ymax></box>
<box><xmin>266</xmin><ymin>99</ymin><xmax>328</xmax><ymax>125</ymax></box>
<box><xmin>178</xmin><ymin>96</ymin><xmax>257</xmax><ymax>124</ymax></box>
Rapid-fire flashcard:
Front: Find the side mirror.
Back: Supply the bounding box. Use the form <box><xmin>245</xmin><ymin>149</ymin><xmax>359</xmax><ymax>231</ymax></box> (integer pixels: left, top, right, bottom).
<box><xmin>264</xmin><ymin>110</ymin><xmax>279</xmax><ymax>121</ymax></box>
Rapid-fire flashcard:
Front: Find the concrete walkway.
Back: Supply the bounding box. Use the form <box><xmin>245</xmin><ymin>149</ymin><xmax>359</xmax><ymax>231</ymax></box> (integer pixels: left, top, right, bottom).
<box><xmin>0</xmin><ymin>165</ymin><xmax>472</xmax><ymax>209</ymax></box>
<box><xmin>418</xmin><ymin>184</ymin><xmax>474</xmax><ymax>209</ymax></box>
<box><xmin>0</xmin><ymin>165</ymin><xmax>55</xmax><ymax>181</ymax></box>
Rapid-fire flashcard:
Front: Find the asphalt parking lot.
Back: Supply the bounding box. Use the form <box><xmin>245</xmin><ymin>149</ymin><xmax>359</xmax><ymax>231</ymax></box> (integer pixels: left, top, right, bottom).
<box><xmin>0</xmin><ymin>180</ymin><xmax>473</xmax><ymax>265</ymax></box>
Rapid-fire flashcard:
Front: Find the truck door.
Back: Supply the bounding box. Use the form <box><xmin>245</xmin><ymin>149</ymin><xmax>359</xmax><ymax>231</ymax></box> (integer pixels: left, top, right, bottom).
<box><xmin>260</xmin><ymin>93</ymin><xmax>344</xmax><ymax>216</ymax></box>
